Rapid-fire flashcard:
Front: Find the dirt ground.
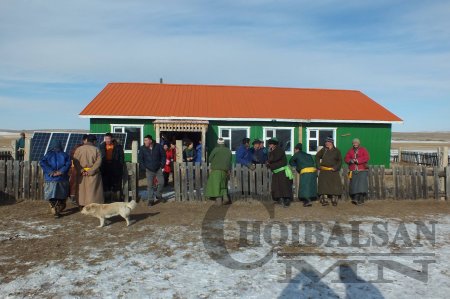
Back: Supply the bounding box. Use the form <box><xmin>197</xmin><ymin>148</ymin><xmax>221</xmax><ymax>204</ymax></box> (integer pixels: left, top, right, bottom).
<box><xmin>1</xmin><ymin>199</ymin><xmax>449</xmax><ymax>286</ymax></box>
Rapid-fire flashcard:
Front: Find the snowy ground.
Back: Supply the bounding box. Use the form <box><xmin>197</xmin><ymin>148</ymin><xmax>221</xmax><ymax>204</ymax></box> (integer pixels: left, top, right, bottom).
<box><xmin>1</xmin><ymin>201</ymin><xmax>450</xmax><ymax>298</ymax></box>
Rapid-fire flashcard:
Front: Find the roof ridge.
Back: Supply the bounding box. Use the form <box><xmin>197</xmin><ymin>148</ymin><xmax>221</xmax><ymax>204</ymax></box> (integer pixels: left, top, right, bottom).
<box><xmin>106</xmin><ymin>82</ymin><xmax>361</xmax><ymax>93</ymax></box>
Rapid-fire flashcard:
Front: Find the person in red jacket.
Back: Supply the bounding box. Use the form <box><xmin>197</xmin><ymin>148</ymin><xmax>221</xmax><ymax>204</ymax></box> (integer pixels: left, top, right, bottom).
<box><xmin>344</xmin><ymin>138</ymin><xmax>370</xmax><ymax>205</ymax></box>
<box><xmin>163</xmin><ymin>143</ymin><xmax>175</xmax><ymax>187</ymax></box>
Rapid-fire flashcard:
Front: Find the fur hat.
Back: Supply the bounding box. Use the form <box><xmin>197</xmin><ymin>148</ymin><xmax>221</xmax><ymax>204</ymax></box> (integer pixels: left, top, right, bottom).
<box><xmin>267</xmin><ymin>137</ymin><xmax>279</xmax><ymax>145</ymax></box>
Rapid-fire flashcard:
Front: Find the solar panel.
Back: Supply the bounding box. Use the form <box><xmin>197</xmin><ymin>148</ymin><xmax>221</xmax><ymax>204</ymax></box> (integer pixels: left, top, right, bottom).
<box><xmin>30</xmin><ymin>132</ymin><xmax>51</xmax><ymax>161</ymax></box>
<box><xmin>65</xmin><ymin>133</ymin><xmax>85</xmax><ymax>156</ymax></box>
<box><xmin>31</xmin><ymin>132</ymin><xmax>128</xmax><ymax>161</ymax></box>
<box><xmin>48</xmin><ymin>133</ymin><xmax>70</xmax><ymax>152</ymax></box>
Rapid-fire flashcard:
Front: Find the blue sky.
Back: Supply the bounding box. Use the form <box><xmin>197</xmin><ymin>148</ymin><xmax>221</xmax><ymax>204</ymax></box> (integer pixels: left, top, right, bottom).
<box><xmin>0</xmin><ymin>0</ymin><xmax>449</xmax><ymax>132</ymax></box>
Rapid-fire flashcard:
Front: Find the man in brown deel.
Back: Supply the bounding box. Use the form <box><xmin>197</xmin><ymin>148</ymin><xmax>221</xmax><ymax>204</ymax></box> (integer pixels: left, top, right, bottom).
<box><xmin>73</xmin><ymin>134</ymin><xmax>104</xmax><ymax>209</ymax></box>
<box><xmin>315</xmin><ymin>136</ymin><xmax>343</xmax><ymax>206</ymax></box>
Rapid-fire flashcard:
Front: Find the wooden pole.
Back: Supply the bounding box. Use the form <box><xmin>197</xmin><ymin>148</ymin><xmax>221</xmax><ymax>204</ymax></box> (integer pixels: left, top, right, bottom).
<box><xmin>131</xmin><ymin>141</ymin><xmax>138</xmax><ymax>163</ymax></box>
<box><xmin>446</xmin><ymin>166</ymin><xmax>450</xmax><ymax>200</ymax></box>
<box><xmin>24</xmin><ymin>138</ymin><xmax>31</xmax><ymax>162</ymax></box>
<box><xmin>11</xmin><ymin>140</ymin><xmax>17</xmax><ymax>160</ymax></box>
<box><xmin>442</xmin><ymin>147</ymin><xmax>449</xmax><ymax>167</ymax></box>
<box><xmin>155</xmin><ymin>124</ymin><xmax>160</xmax><ymax>143</ymax></box>
<box><xmin>201</xmin><ymin>126</ymin><xmax>207</xmax><ymax>163</ymax></box>
<box><xmin>176</xmin><ymin>140</ymin><xmax>183</xmax><ymax>162</ymax></box>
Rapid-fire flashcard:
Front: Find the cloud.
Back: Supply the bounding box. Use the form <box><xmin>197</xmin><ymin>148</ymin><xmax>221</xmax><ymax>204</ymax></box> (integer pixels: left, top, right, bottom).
<box><xmin>0</xmin><ymin>0</ymin><xmax>449</xmax><ymax>131</ymax></box>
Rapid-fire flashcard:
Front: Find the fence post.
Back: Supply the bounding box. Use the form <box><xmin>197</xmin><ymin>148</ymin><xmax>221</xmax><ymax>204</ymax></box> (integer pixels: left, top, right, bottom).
<box><xmin>174</xmin><ymin>162</ymin><xmax>180</xmax><ymax>201</ymax></box>
<box><xmin>24</xmin><ymin>138</ymin><xmax>31</xmax><ymax>162</ymax></box>
<box><xmin>0</xmin><ymin>160</ymin><xmax>5</xmax><ymax>200</ymax></box>
<box><xmin>11</xmin><ymin>140</ymin><xmax>17</xmax><ymax>160</ymax></box>
<box><xmin>23</xmin><ymin>161</ymin><xmax>30</xmax><ymax>199</ymax></box>
<box><xmin>446</xmin><ymin>166</ymin><xmax>450</xmax><ymax>200</ymax></box>
<box><xmin>433</xmin><ymin>166</ymin><xmax>440</xmax><ymax>200</ymax></box>
<box><xmin>131</xmin><ymin>141</ymin><xmax>138</xmax><ymax>163</ymax></box>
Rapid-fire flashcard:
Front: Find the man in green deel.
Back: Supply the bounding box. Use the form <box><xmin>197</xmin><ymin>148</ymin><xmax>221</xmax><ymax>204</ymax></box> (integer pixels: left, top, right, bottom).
<box><xmin>205</xmin><ymin>138</ymin><xmax>232</xmax><ymax>205</ymax></box>
<box><xmin>289</xmin><ymin>143</ymin><xmax>318</xmax><ymax>207</ymax></box>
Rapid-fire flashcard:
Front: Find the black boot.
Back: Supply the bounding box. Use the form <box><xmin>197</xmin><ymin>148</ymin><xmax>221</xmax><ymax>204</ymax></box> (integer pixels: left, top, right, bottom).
<box><xmin>331</xmin><ymin>195</ymin><xmax>338</xmax><ymax>206</ymax></box>
<box><xmin>282</xmin><ymin>198</ymin><xmax>291</xmax><ymax>208</ymax></box>
<box><xmin>303</xmin><ymin>198</ymin><xmax>312</xmax><ymax>207</ymax></box>
<box><xmin>357</xmin><ymin>193</ymin><xmax>365</xmax><ymax>205</ymax></box>
<box><xmin>351</xmin><ymin>194</ymin><xmax>358</xmax><ymax>205</ymax></box>
<box><xmin>273</xmin><ymin>198</ymin><xmax>281</xmax><ymax>205</ymax></box>
<box><xmin>320</xmin><ymin>195</ymin><xmax>329</xmax><ymax>206</ymax></box>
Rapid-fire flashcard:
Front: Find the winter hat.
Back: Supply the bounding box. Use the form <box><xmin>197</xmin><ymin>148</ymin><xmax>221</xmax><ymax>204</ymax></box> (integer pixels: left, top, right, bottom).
<box><xmin>267</xmin><ymin>137</ymin><xmax>279</xmax><ymax>145</ymax></box>
<box><xmin>325</xmin><ymin>136</ymin><xmax>334</xmax><ymax>143</ymax></box>
<box><xmin>217</xmin><ymin>138</ymin><xmax>225</xmax><ymax>145</ymax></box>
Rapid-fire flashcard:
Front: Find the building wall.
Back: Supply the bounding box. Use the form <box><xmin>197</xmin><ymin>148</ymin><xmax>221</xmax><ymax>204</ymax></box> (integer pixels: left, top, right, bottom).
<box><xmin>301</xmin><ymin>123</ymin><xmax>392</xmax><ymax>167</ymax></box>
<box><xmin>90</xmin><ymin>118</ymin><xmax>392</xmax><ymax>166</ymax></box>
<box><xmin>90</xmin><ymin>118</ymin><xmax>156</xmax><ymax>161</ymax></box>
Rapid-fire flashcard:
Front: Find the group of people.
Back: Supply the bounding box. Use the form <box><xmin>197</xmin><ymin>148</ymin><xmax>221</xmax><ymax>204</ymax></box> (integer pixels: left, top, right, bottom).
<box><xmin>39</xmin><ymin>131</ymin><xmax>370</xmax><ymax>216</ymax></box>
<box><xmin>205</xmin><ymin>136</ymin><xmax>370</xmax><ymax>208</ymax></box>
<box><xmin>40</xmin><ymin>133</ymin><xmax>124</xmax><ymax>218</ymax></box>
<box><xmin>236</xmin><ymin>138</ymin><xmax>268</xmax><ymax>167</ymax></box>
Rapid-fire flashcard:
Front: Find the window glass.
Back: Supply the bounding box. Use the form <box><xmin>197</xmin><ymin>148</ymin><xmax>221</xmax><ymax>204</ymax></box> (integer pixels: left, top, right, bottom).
<box><xmin>124</xmin><ymin>127</ymin><xmax>141</xmax><ymax>150</ymax></box>
<box><xmin>318</xmin><ymin>130</ymin><xmax>334</xmax><ymax>147</ymax></box>
<box><xmin>276</xmin><ymin>129</ymin><xmax>292</xmax><ymax>152</ymax></box>
<box><xmin>309</xmin><ymin>140</ymin><xmax>318</xmax><ymax>152</ymax></box>
<box><xmin>221</xmin><ymin>129</ymin><xmax>230</xmax><ymax>138</ymax></box>
<box><xmin>231</xmin><ymin>129</ymin><xmax>247</xmax><ymax>151</ymax></box>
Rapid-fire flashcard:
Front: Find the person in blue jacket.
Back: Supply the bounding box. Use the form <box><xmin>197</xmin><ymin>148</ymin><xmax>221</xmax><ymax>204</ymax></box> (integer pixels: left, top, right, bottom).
<box><xmin>39</xmin><ymin>140</ymin><xmax>71</xmax><ymax>218</ymax></box>
<box><xmin>194</xmin><ymin>140</ymin><xmax>203</xmax><ymax>164</ymax></box>
<box><xmin>250</xmin><ymin>139</ymin><xmax>268</xmax><ymax>164</ymax></box>
<box><xmin>236</xmin><ymin>138</ymin><xmax>252</xmax><ymax>167</ymax></box>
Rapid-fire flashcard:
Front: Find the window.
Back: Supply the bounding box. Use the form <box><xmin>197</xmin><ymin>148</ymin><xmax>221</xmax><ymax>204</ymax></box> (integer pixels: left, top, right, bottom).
<box><xmin>306</xmin><ymin>128</ymin><xmax>337</xmax><ymax>154</ymax></box>
<box><xmin>263</xmin><ymin>127</ymin><xmax>294</xmax><ymax>154</ymax></box>
<box><xmin>218</xmin><ymin>127</ymin><xmax>250</xmax><ymax>152</ymax></box>
<box><xmin>111</xmin><ymin>124</ymin><xmax>144</xmax><ymax>151</ymax></box>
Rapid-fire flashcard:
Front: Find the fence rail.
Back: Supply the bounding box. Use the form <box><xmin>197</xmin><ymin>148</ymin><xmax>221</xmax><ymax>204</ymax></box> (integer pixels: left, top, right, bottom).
<box><xmin>0</xmin><ymin>160</ymin><xmax>138</xmax><ymax>202</ymax></box>
<box><xmin>1</xmin><ymin>161</ymin><xmax>449</xmax><ymax>202</ymax></box>
<box><xmin>0</xmin><ymin>150</ymin><xmax>14</xmax><ymax>161</ymax></box>
<box><xmin>173</xmin><ymin>162</ymin><xmax>449</xmax><ymax>201</ymax></box>
<box><xmin>390</xmin><ymin>148</ymin><xmax>449</xmax><ymax>167</ymax></box>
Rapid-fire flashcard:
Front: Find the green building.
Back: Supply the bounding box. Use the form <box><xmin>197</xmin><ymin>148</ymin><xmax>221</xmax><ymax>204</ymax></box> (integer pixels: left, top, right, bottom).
<box><xmin>80</xmin><ymin>83</ymin><xmax>402</xmax><ymax>166</ymax></box>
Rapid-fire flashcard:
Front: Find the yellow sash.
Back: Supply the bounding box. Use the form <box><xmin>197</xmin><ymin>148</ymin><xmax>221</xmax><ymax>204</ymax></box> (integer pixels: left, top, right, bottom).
<box><xmin>320</xmin><ymin>166</ymin><xmax>334</xmax><ymax>171</ymax></box>
<box><xmin>348</xmin><ymin>171</ymin><xmax>352</xmax><ymax>179</ymax></box>
<box><xmin>83</xmin><ymin>167</ymin><xmax>91</xmax><ymax>171</ymax></box>
<box><xmin>300</xmin><ymin>167</ymin><xmax>317</xmax><ymax>175</ymax></box>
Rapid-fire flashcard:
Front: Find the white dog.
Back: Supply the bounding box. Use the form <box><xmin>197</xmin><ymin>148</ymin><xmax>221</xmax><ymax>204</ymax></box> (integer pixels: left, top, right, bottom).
<box><xmin>81</xmin><ymin>200</ymin><xmax>137</xmax><ymax>227</ymax></box>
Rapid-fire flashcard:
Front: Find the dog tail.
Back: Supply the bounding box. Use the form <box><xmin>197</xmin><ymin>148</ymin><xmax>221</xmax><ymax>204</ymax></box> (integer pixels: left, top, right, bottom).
<box><xmin>126</xmin><ymin>200</ymin><xmax>137</xmax><ymax>210</ymax></box>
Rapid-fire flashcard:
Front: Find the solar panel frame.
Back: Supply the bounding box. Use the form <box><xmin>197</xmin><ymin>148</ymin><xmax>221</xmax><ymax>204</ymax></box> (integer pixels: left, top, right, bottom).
<box><xmin>30</xmin><ymin>132</ymin><xmax>51</xmax><ymax>161</ymax></box>
<box><xmin>30</xmin><ymin>131</ymin><xmax>128</xmax><ymax>161</ymax></box>
<box><xmin>47</xmin><ymin>133</ymin><xmax>70</xmax><ymax>153</ymax></box>
<box><xmin>64</xmin><ymin>133</ymin><xmax>85</xmax><ymax>156</ymax></box>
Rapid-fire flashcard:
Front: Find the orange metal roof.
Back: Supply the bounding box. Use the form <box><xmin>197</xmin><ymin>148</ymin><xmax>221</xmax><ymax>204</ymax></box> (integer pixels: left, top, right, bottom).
<box><xmin>79</xmin><ymin>83</ymin><xmax>402</xmax><ymax>123</ymax></box>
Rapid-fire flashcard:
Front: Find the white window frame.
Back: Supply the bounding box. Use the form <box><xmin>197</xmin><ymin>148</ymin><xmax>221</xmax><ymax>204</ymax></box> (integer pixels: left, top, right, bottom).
<box><xmin>263</xmin><ymin>127</ymin><xmax>295</xmax><ymax>155</ymax></box>
<box><xmin>218</xmin><ymin>126</ymin><xmax>250</xmax><ymax>154</ymax></box>
<box><xmin>110</xmin><ymin>124</ymin><xmax>144</xmax><ymax>153</ymax></box>
<box><xmin>306</xmin><ymin>127</ymin><xmax>337</xmax><ymax>155</ymax></box>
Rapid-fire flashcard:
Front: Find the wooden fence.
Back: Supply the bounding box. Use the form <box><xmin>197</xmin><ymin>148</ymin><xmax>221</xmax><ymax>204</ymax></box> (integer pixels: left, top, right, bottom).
<box><xmin>0</xmin><ymin>160</ymin><xmax>139</xmax><ymax>202</ymax></box>
<box><xmin>391</xmin><ymin>148</ymin><xmax>449</xmax><ymax>167</ymax></box>
<box><xmin>1</xmin><ymin>161</ymin><xmax>449</xmax><ymax>202</ymax></box>
<box><xmin>0</xmin><ymin>150</ymin><xmax>14</xmax><ymax>161</ymax></box>
<box><xmin>173</xmin><ymin>163</ymin><xmax>450</xmax><ymax>201</ymax></box>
